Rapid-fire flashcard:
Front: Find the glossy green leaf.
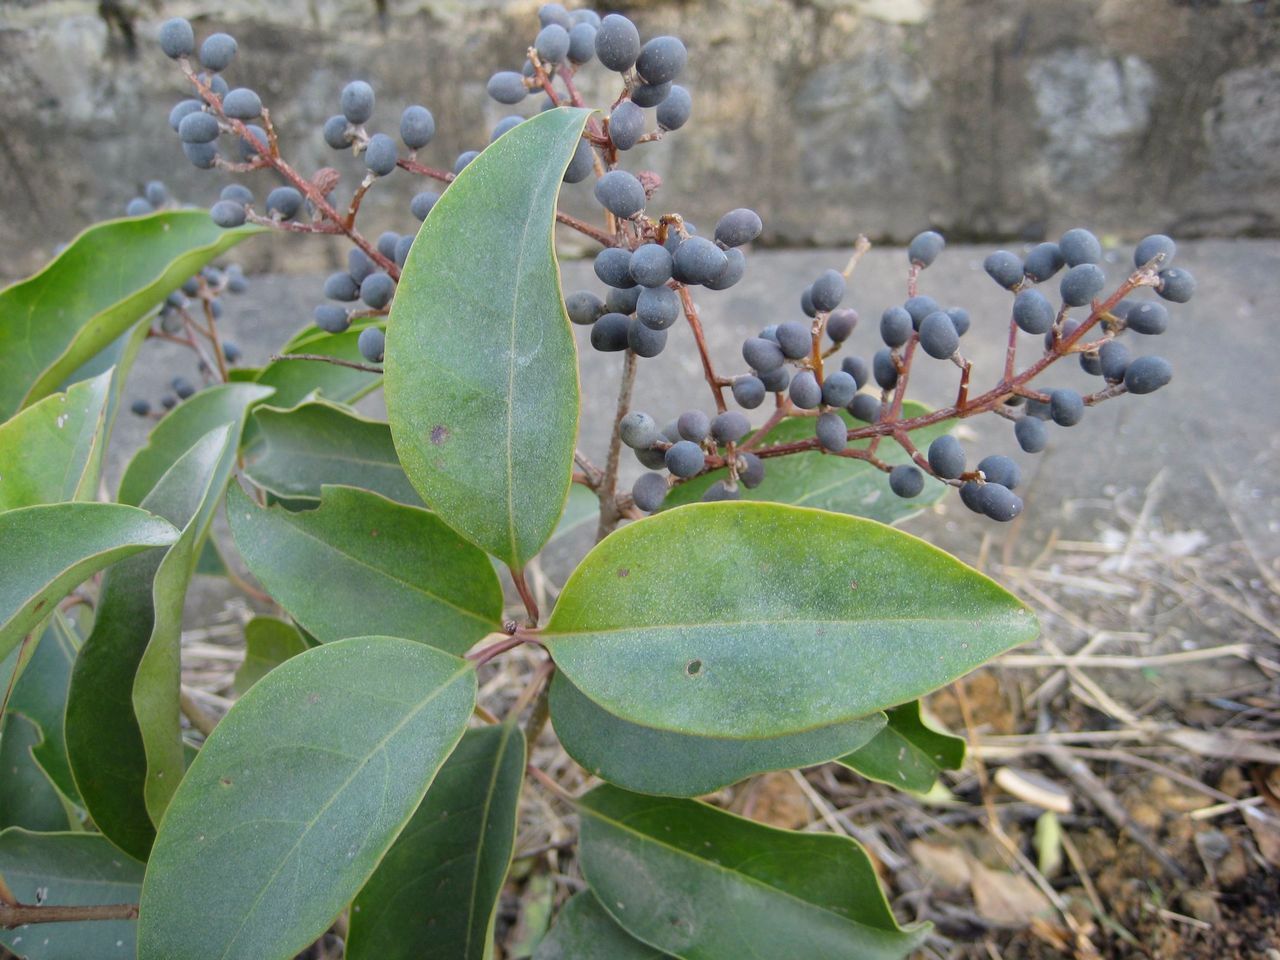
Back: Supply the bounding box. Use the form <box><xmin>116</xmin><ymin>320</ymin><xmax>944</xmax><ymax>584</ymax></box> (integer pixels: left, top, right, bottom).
<box><xmin>838</xmin><ymin>700</ymin><xmax>965</xmax><ymax>793</ymax></box>
<box><xmin>550</xmin><ymin>673</ymin><xmax>886</xmax><ymax>797</ymax></box>
<box><xmin>227</xmin><ymin>484</ymin><xmax>502</xmax><ymax>655</ymax></box>
<box><xmin>231</xmin><ymin>616</ymin><xmax>309</xmax><ymax>695</ymax></box>
<box><xmin>117</xmin><ymin>382</ymin><xmax>274</xmax><ymax>505</ymax></box>
<box><xmin>384</xmin><ymin>108</ymin><xmax>592</xmax><ymax>568</ymax></box>
<box><xmin>245</xmin><ymin>399</ymin><xmax>420</xmax><ymax>506</ymax></box>
<box><xmin>348</xmin><ymin>722</ymin><xmax>526</xmax><ymax>960</ymax></box>
<box><xmin>0</xmin><ymin>369</ymin><xmax>113</xmax><ymax>511</ymax></box>
<box><xmin>0</xmin><ymin>829</ymin><xmax>144</xmax><ymax>960</ymax></box>
<box><xmin>577</xmin><ymin>785</ymin><xmax>927</xmax><ymax>960</ymax></box>
<box><xmin>545</xmin><ymin>502</ymin><xmax>1037</xmax><ymax>739</ymax></box>
<box><xmin>663</xmin><ymin>404</ymin><xmax>950</xmax><ymax>523</ymax></box>
<box><xmin>66</xmin><ymin>426</ymin><xmax>237</xmax><ymax>860</ymax></box>
<box><xmin>0</xmin><ymin>211</ymin><xmax>262</xmax><ymax>418</ymax></box>
<box><xmin>8</xmin><ymin>612</ymin><xmax>82</xmax><ymax>804</ymax></box>
<box><xmin>0</xmin><ymin>714</ymin><xmax>70</xmax><ymax>832</ymax></box>
<box><xmin>0</xmin><ymin>502</ymin><xmax>178</xmax><ymax>665</ymax></box>
<box><xmin>534</xmin><ymin>892</ymin><xmax>670</xmax><ymax>960</ymax></box>
<box><xmin>63</xmin><ymin>314</ymin><xmax>150</xmax><ymax>438</ymax></box>
<box><xmin>249</xmin><ymin>327</ymin><xmax>381</xmax><ymax>426</ymax></box>
<box><xmin>137</xmin><ymin>636</ymin><xmax>476</xmax><ymax>960</ymax></box>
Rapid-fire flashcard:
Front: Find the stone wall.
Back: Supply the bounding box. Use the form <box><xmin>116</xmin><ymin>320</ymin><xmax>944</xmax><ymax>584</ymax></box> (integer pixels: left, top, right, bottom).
<box><xmin>0</xmin><ymin>0</ymin><xmax>1276</xmax><ymax>278</ymax></box>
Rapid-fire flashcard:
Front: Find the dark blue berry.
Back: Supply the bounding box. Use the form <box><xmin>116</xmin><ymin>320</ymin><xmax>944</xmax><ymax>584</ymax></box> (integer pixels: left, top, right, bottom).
<box><xmin>595</xmin><ymin>14</ymin><xmax>641</xmax><ymax>71</ymax></box>
<box><xmin>927</xmin><ymin>435</ymin><xmax>965</xmax><ymax>479</ymax></box>
<box><xmin>810</xmin><ymin>269</ymin><xmax>846</xmax><ymax>312</ymax></box>
<box><xmin>821</xmin><ymin>370</ymin><xmax>857</xmax><ymax>408</ymax></box>
<box><xmin>880</xmin><ymin>306</ymin><xmax>912</xmax><ymax>348</ymax></box>
<box><xmin>632</xmin><ymin>472</ymin><xmax>668</xmax><ymax>512</ymax></box>
<box><xmin>357</xmin><ymin>326</ymin><xmax>386</xmax><ymax>363</ymax></box>
<box><xmin>889</xmin><ymin>464</ymin><xmax>924</xmax><ymax>498</ymax></box>
<box><xmin>594</xmin><ymin>170</ymin><xmax>646</xmax><ymax>218</ymax></box>
<box><xmin>341</xmin><ymin>81</ymin><xmax>375</xmax><ymax>124</ymax></box>
<box><xmin>590</xmin><ymin>312</ymin><xmax>630</xmax><ymax>351</ymax></box>
<box><xmin>775</xmin><ymin>321</ymin><xmax>811</xmax><ymax>360</ymax></box>
<box><xmin>849</xmin><ymin>393</ymin><xmax>881</xmax><ymax>423</ymax></box>
<box><xmin>565</xmin><ymin>291</ymin><xmax>605</xmax><ymax>326</ymax></box>
<box><xmin>873</xmin><ymin>348</ymin><xmax>898</xmax><ymax>390</ymax></box>
<box><xmin>1013</xmin><ymin>289</ymin><xmax>1055</xmax><ymax>334</ymax></box>
<box><xmin>656</xmin><ymin>85</ymin><xmax>692</xmax><ymax>131</ymax></box>
<box><xmin>400</xmin><ymin>105</ymin><xmax>436</xmax><ymax>148</ymax></box>
<box><xmin>977</xmin><ymin>454</ymin><xmax>1020</xmax><ymax>490</ymax></box>
<box><xmin>826</xmin><ymin>308</ymin><xmax>858</xmax><ymax>342</ymax></box>
<box><xmin>732</xmin><ymin>375</ymin><xmax>766</xmax><ymax>409</ymax></box>
<box><xmin>1060</xmin><ymin>263</ymin><xmax>1106</xmax><ymax>307</ymax></box>
<box><xmin>907</xmin><ymin>231</ymin><xmax>945</xmax><ymax>267</ymax></box>
<box><xmin>984</xmin><ymin>251</ymin><xmax>1024</xmax><ymax>290</ymax></box>
<box><xmin>1134</xmin><ymin>234</ymin><xmax>1176</xmax><ymax>269</ymax></box>
<box><xmin>1157</xmin><ymin>268</ymin><xmax>1195</xmax><ymax>303</ymax></box>
<box><xmin>628</xmin><ymin>318</ymin><xmax>667</xmax><ymax>357</ymax></box>
<box><xmin>158</xmin><ymin>18</ymin><xmax>194</xmax><ymax>59</ymax></box>
<box><xmin>816</xmin><ymin>412</ymin><xmax>847</xmax><ymax>452</ymax></box>
<box><xmin>1023</xmin><ymin>242</ymin><xmax>1065</xmax><ymax>283</ymax></box>
<box><xmin>1015</xmin><ymin>416</ymin><xmax>1047</xmax><ymax>453</ymax></box>
<box><xmin>711</xmin><ymin>411</ymin><xmax>751</xmax><ymax>444</ymax></box>
<box><xmin>1123</xmin><ymin>355</ymin><xmax>1172</xmax><ymax>394</ymax></box>
<box><xmin>594</xmin><ymin>247</ymin><xmax>634</xmax><ymax>288</ymax></box>
<box><xmin>636</xmin><ymin>36</ymin><xmax>687</xmax><ymax>85</ymax></box>
<box><xmin>789</xmin><ymin>370</ymin><xmax>822</xmax><ymax>409</ymax></box>
<box><xmin>665</xmin><ymin>440</ymin><xmax>705</xmax><ymax>478</ymax></box>
<box><xmin>715</xmin><ymin>208</ymin><xmax>763</xmax><ymax>248</ymax></box>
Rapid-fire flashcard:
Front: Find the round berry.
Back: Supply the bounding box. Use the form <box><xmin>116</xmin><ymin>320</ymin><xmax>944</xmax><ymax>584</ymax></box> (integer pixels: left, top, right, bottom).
<box><xmin>873</xmin><ymin>348</ymin><xmax>898</xmax><ymax>390</ymax></box>
<box><xmin>711</xmin><ymin>411</ymin><xmax>751</xmax><ymax>445</ymax></box>
<box><xmin>1012</xmin><ymin>289</ymin><xmax>1054</xmax><ymax>334</ymax></box>
<box><xmin>775</xmin><ymin>321</ymin><xmax>812</xmax><ymax>360</ymax></box>
<box><xmin>1126</xmin><ymin>300</ymin><xmax>1168</xmax><ymax>335</ymax></box>
<box><xmin>490</xmin><ymin>116</ymin><xmax>523</xmax><ymax>143</ymax></box>
<box><xmin>889</xmin><ymin>464</ymin><xmax>924</xmax><ymax>498</ymax></box>
<box><xmin>563</xmin><ymin>139</ymin><xmax>595</xmax><ymax>184</ymax></box>
<box><xmin>239</xmin><ymin>125</ymin><xmax>268</xmax><ymax>161</ymax></box>
<box><xmin>1060</xmin><ymin>263</ymin><xmax>1106</xmax><ymax>307</ymax></box>
<box><xmin>172</xmin><ymin>377</ymin><xmax>195</xmax><ymax>400</ymax></box>
<box><xmin>816</xmin><ymin>411</ymin><xmax>847</xmax><ymax>452</ymax></box>
<box><xmin>322</xmin><ymin>272</ymin><xmax>358</xmax><ymax>302</ymax></box>
<box><xmin>743</xmin><ymin>336</ymin><xmax>784</xmax><ymax>373</ymax></box>
<box><xmin>1080</xmin><ymin>350</ymin><xmax>1103</xmax><ymax>376</ymax></box>
<box><xmin>705</xmin><ymin>247</ymin><xmax>746</xmax><ymax>291</ymax></box>
<box><xmin>323</xmin><ymin>115</ymin><xmax>353</xmax><ymax>150</ymax></box>
<box><xmin>220</xmin><ymin>184</ymin><xmax>253</xmax><ymax>206</ymax></box>
<box><xmin>452</xmin><ymin>150</ymin><xmax>478</xmax><ymax>174</ymax></box>
<box><xmin>907</xmin><ymin>230</ymin><xmax>945</xmax><ymax>267</ymax></box>
<box><xmin>946</xmin><ymin>307</ymin><xmax>971</xmax><ymax>337</ymax></box>
<box><xmin>265</xmin><ymin>186</ymin><xmax>303</xmax><ymax>220</ymax></box>
<box><xmin>1157</xmin><ymin>268</ymin><xmax>1196</xmax><ymax>303</ymax></box>
<box><xmin>629</xmin><ymin>243</ymin><xmax>673</xmax><ymax>288</ymax></box>
<box><xmin>360</xmin><ymin>272</ymin><xmax>396</xmax><ymax>309</ymax></box>
<box><xmin>169</xmin><ymin>99</ymin><xmax>203</xmax><ymax>132</ymax></box>
<box><xmin>199</xmin><ymin>33</ymin><xmax>237</xmax><ymax>72</ymax></box>
<box><xmin>636</xmin><ymin>285</ymin><xmax>681</xmax><ymax>330</ymax></box>
<box><xmin>158</xmin><ymin>18</ymin><xmax>195</xmax><ymax>59</ymax></box>
<box><xmin>628</xmin><ymin>317</ymin><xmax>667</xmax><ymax>357</ymax></box>
<box><xmin>1123</xmin><ymin>355</ymin><xmax>1172</xmax><ymax>394</ymax></box>
<box><xmin>619</xmin><ymin>412</ymin><xmax>660</xmax><ymax>449</ymax></box>
<box><xmin>677</xmin><ymin>410</ymin><xmax>711</xmax><ymax>443</ymax></box>
<box><xmin>984</xmin><ymin>251</ymin><xmax>1024</xmax><ymax>290</ymax></box>
<box><xmin>314</xmin><ymin>304</ymin><xmax>350</xmax><ymax>333</ymax></box>
<box><xmin>1023</xmin><ymin>242</ymin><xmax>1064</xmax><ymax>282</ymax></box>
<box><xmin>364</xmin><ymin>134</ymin><xmax>399</xmax><ymax>176</ymax></box>
<box><xmin>903</xmin><ymin>295</ymin><xmax>940</xmax><ymax>329</ymax></box>
<box><xmin>594</xmin><ymin>247</ymin><xmax>634</xmax><ymax>288</ymax></box>
<box><xmin>630</xmin><ymin>81</ymin><xmax>671</xmax><ymax>108</ymax></box>
<box><xmin>609</xmin><ymin>100</ymin><xmax>645</xmax><ymax>151</ymax></box>
<box><xmin>400</xmin><ymin>105</ymin><xmax>436</xmax><ymax>149</ymax></box>
<box><xmin>800</xmin><ymin>286</ymin><xmax>816</xmax><ymax>319</ymax></box>
<box><xmin>348</xmin><ymin>248</ymin><xmax>375</xmax><ymax>283</ymax></box>
<box><xmin>977</xmin><ymin>454</ymin><xmax>1020</xmax><ymax>490</ymax></box>
<box><xmin>632</xmin><ymin>472</ymin><xmax>668</xmax><ymax>513</ymax></box>
<box><xmin>927</xmin><ymin>435</ymin><xmax>965</xmax><ymax>479</ymax></box>
<box><xmin>1059</xmin><ymin>228</ymin><xmax>1102</xmax><ymax>266</ymax></box>
<box><xmin>595</xmin><ymin>14</ymin><xmax>641</xmax><ymax>72</ymax></box>
<box><xmin>826</xmin><ymin>308</ymin><xmax>858</xmax><ymax>342</ymax></box>
<box><xmin>126</xmin><ymin>198</ymin><xmax>153</xmax><ymax>217</ymax></box>
<box><xmin>357</xmin><ymin>326</ymin><xmax>386</xmax><ymax>363</ymax></box>
<box><xmin>702</xmin><ymin>480</ymin><xmax>741</xmax><ymax>502</ymax></box>
<box><xmin>487</xmin><ymin>71</ymin><xmax>528</xmax><ymax>105</ymax></box>
<box><xmin>959</xmin><ymin>480</ymin><xmax>984</xmax><ymax>514</ymax></box>
<box><xmin>672</xmin><ymin>237</ymin><xmax>728</xmax><ymax>285</ymax></box>
<box><xmin>665</xmin><ymin>440</ymin><xmax>705</xmax><ymax>478</ymax></box>
<box><xmin>410</xmin><ymin>190</ymin><xmax>439</xmax><ymax>221</ymax></box>
<box><xmin>209</xmin><ymin>199</ymin><xmax>245</xmax><ymax>227</ymax></box>
<box><xmin>222</xmin><ymin>88</ymin><xmax>262</xmax><ymax>120</ymax></box>
<box><xmin>821</xmin><ymin>370</ymin><xmax>857</xmax><ymax>408</ymax></box>
<box><xmin>738</xmin><ymin>452</ymin><xmax>765</xmax><ymax>488</ymax></box>
<box><xmin>130</xmin><ymin>398</ymin><xmax>151</xmax><ymax>416</ymax></box>
<box><xmin>341</xmin><ymin>80</ymin><xmax>375</xmax><ymax>124</ymax></box>
<box><xmin>590</xmin><ymin>312</ymin><xmax>630</xmax><ymax>351</ymax></box>
<box><xmin>1099</xmin><ymin>340</ymin><xmax>1130</xmax><ymax>381</ymax></box>
<box><xmin>179</xmin><ymin>110</ymin><xmax>220</xmax><ymax>144</ymax></box>
<box><xmin>535</xmin><ymin>23</ymin><xmax>572</xmax><ymax>63</ymax></box>
<box><xmin>715</xmin><ymin>208</ymin><xmax>763</xmax><ymax>248</ymax></box>
<box><xmin>568</xmin><ymin>22</ymin><xmax>598</xmax><ymax>64</ymax></box>
<box><xmin>635</xmin><ymin>446</ymin><xmax>667</xmax><ymax>470</ymax></box>
<box><xmin>636</xmin><ymin>36</ymin><xmax>687</xmax><ymax>85</ymax></box>
<box><xmin>539</xmin><ymin>3</ymin><xmax>572</xmax><ymax>28</ymax></box>
<box><xmin>732</xmin><ymin>375</ymin><xmax>766</xmax><ymax>409</ymax></box>
<box><xmin>880</xmin><ymin>306</ymin><xmax>912</xmax><ymax>348</ymax></box>
<box><xmin>1014</xmin><ymin>416</ymin><xmax>1047</xmax><ymax>453</ymax></box>
<box><xmin>841</xmin><ymin>355</ymin><xmax>869</xmax><ymax>389</ymax></box>
<box><xmin>978</xmin><ymin>483</ymin><xmax>1023</xmax><ymax>521</ymax></box>
<box><xmin>1134</xmin><ymin>234</ymin><xmax>1176</xmax><ymax>269</ymax></box>
<box><xmin>656</xmin><ymin>85</ymin><xmax>692</xmax><ymax>131</ymax></box>
<box><xmin>810</xmin><ymin>269</ymin><xmax>846</xmax><ymax>312</ymax></box>
<box><xmin>565</xmin><ymin>290</ymin><xmax>606</xmax><ymax>326</ymax></box>
<box><xmin>849</xmin><ymin>393</ymin><xmax>882</xmax><ymax>423</ymax></box>
<box><xmin>606</xmin><ymin>285</ymin><xmax>641</xmax><ymax>315</ymax></box>
<box><xmin>594</xmin><ymin>169</ymin><xmax>646</xmax><ymax>219</ymax></box>
<box><xmin>789</xmin><ymin>369</ymin><xmax>822</xmax><ymax>409</ymax></box>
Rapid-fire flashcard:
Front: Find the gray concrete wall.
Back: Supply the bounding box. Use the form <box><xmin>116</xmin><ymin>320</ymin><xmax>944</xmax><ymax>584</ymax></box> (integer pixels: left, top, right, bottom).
<box><xmin>1</xmin><ymin>0</ymin><xmax>1278</xmax><ymax>278</ymax></box>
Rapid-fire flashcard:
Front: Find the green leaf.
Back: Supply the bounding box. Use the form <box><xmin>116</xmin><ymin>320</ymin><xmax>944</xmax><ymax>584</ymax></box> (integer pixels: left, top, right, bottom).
<box><xmin>245</xmin><ymin>399</ymin><xmax>421</xmax><ymax>506</ymax></box>
<box><xmin>534</xmin><ymin>892</ymin><xmax>671</xmax><ymax>960</ymax></box>
<box><xmin>137</xmin><ymin>636</ymin><xmax>476</xmax><ymax>960</ymax></box>
<box><xmin>0</xmin><ymin>829</ymin><xmax>144</xmax><ymax>960</ymax></box>
<box><xmin>8</xmin><ymin>612</ymin><xmax>83</xmax><ymax>805</ymax></box>
<box><xmin>66</xmin><ymin>425</ymin><xmax>238</xmax><ymax>860</ymax></box>
<box><xmin>249</xmin><ymin>327</ymin><xmax>381</xmax><ymax>429</ymax></box>
<box><xmin>544</xmin><ymin>502</ymin><xmax>1037</xmax><ymax>739</ymax></box>
<box><xmin>837</xmin><ymin>700</ymin><xmax>965</xmax><ymax>794</ymax></box>
<box><xmin>0</xmin><ymin>211</ymin><xmax>262</xmax><ymax>418</ymax></box>
<box><xmin>550</xmin><ymin>673</ymin><xmax>886</xmax><ymax>797</ymax></box>
<box><xmin>663</xmin><ymin>404</ymin><xmax>951</xmax><ymax>523</ymax></box>
<box><xmin>0</xmin><ymin>369</ymin><xmax>113</xmax><ymax>511</ymax></box>
<box><xmin>384</xmin><ymin>108</ymin><xmax>592</xmax><ymax>568</ymax></box>
<box><xmin>348</xmin><ymin>723</ymin><xmax>525</xmax><ymax>960</ymax></box>
<box><xmin>117</xmin><ymin>382</ymin><xmax>275</xmax><ymax>506</ymax></box>
<box><xmin>62</xmin><ymin>314</ymin><xmax>150</xmax><ymax>436</ymax></box>
<box><xmin>231</xmin><ymin>616</ymin><xmax>310</xmax><ymax>695</ymax></box>
<box><xmin>577</xmin><ymin>785</ymin><xmax>927</xmax><ymax>960</ymax></box>
<box><xmin>227</xmin><ymin>484</ymin><xmax>502</xmax><ymax>655</ymax></box>
<box><xmin>0</xmin><ymin>714</ymin><xmax>70</xmax><ymax>832</ymax></box>
<box><xmin>0</xmin><ymin>502</ymin><xmax>178</xmax><ymax>665</ymax></box>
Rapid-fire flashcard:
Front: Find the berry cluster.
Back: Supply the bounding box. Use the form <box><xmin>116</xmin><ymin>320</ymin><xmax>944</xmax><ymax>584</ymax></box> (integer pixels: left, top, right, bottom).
<box><xmin>148</xmin><ymin>7</ymin><xmax>1194</xmax><ymax>524</ymax></box>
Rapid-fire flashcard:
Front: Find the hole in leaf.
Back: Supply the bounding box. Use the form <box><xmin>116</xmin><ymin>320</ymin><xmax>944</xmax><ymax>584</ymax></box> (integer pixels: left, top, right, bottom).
<box><xmin>685</xmin><ymin>659</ymin><xmax>703</xmax><ymax>677</ymax></box>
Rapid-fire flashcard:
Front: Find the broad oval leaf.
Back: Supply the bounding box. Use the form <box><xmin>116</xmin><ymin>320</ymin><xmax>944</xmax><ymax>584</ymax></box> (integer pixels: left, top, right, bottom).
<box><xmin>0</xmin><ymin>211</ymin><xmax>262</xmax><ymax>418</ymax></box>
<box><xmin>549</xmin><ymin>673</ymin><xmax>886</xmax><ymax>797</ymax></box>
<box><xmin>232</xmin><ymin>616</ymin><xmax>310</xmax><ymax>695</ymax></box>
<box><xmin>348</xmin><ymin>723</ymin><xmax>525</xmax><ymax>960</ymax></box>
<box><xmin>577</xmin><ymin>785</ymin><xmax>928</xmax><ymax>959</ymax></box>
<box><xmin>117</xmin><ymin>382</ymin><xmax>274</xmax><ymax>505</ymax></box>
<box><xmin>0</xmin><ymin>502</ymin><xmax>177</xmax><ymax>664</ymax></box>
<box><xmin>838</xmin><ymin>700</ymin><xmax>965</xmax><ymax>793</ymax></box>
<box><xmin>137</xmin><ymin>636</ymin><xmax>476</xmax><ymax>960</ymax></box>
<box><xmin>663</xmin><ymin>404</ymin><xmax>950</xmax><ymax>523</ymax></box>
<box><xmin>544</xmin><ymin>502</ymin><xmax>1037</xmax><ymax>739</ymax></box>
<box><xmin>66</xmin><ymin>425</ymin><xmax>238</xmax><ymax>859</ymax></box>
<box><xmin>0</xmin><ymin>829</ymin><xmax>144</xmax><ymax>960</ymax></box>
<box><xmin>245</xmin><ymin>399</ymin><xmax>420</xmax><ymax>506</ymax></box>
<box><xmin>0</xmin><ymin>369</ymin><xmax>113</xmax><ymax>511</ymax></box>
<box><xmin>534</xmin><ymin>892</ymin><xmax>670</xmax><ymax>960</ymax></box>
<box><xmin>227</xmin><ymin>484</ymin><xmax>502</xmax><ymax>655</ymax></box>
<box><xmin>384</xmin><ymin>107</ymin><xmax>592</xmax><ymax>568</ymax></box>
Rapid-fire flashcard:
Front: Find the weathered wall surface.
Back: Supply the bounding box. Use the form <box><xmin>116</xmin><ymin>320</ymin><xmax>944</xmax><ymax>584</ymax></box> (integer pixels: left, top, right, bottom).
<box><xmin>0</xmin><ymin>0</ymin><xmax>1276</xmax><ymax>277</ymax></box>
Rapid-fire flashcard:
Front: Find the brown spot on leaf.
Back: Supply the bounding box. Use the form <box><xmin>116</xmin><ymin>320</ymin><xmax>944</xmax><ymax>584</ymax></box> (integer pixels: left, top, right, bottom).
<box><xmin>369</xmin><ymin>528</ymin><xmax>380</xmax><ymax>538</ymax></box>
<box><xmin>219</xmin><ymin>776</ymin><xmax>233</xmax><ymax>787</ymax></box>
<box><xmin>33</xmin><ymin>599</ymin><xmax>47</xmax><ymax>612</ymax></box>
<box><xmin>430</xmin><ymin>425</ymin><xmax>450</xmax><ymax>446</ymax></box>
<box><xmin>617</xmin><ymin>567</ymin><xmax>629</xmax><ymax>578</ymax></box>
<box><xmin>307</xmin><ymin>692</ymin><xmax>321</xmax><ymax>705</ymax></box>
<box><xmin>850</xmin><ymin>579</ymin><xmax>859</xmax><ymax>590</ymax></box>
